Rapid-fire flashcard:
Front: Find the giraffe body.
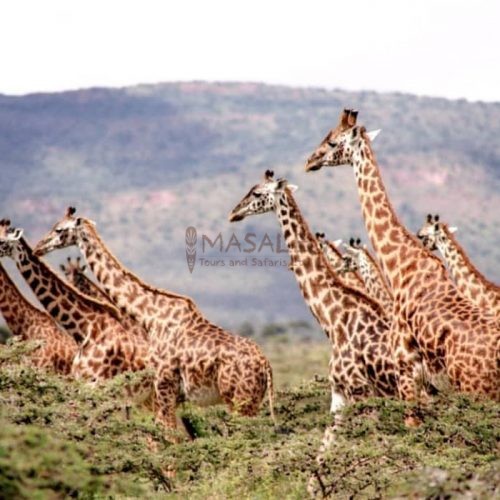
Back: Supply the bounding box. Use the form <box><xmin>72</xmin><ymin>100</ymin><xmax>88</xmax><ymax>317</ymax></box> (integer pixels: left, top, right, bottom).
<box><xmin>418</xmin><ymin>215</ymin><xmax>500</xmax><ymax>318</ymax></box>
<box><xmin>0</xmin><ymin>260</ymin><xmax>76</xmax><ymax>374</ymax></box>
<box><xmin>305</xmin><ymin>109</ymin><xmax>500</xmax><ymax>400</ymax></box>
<box><xmin>229</xmin><ymin>171</ymin><xmax>399</xmax><ymax>406</ymax></box>
<box><xmin>34</xmin><ymin>209</ymin><xmax>275</xmax><ymax>432</ymax></box>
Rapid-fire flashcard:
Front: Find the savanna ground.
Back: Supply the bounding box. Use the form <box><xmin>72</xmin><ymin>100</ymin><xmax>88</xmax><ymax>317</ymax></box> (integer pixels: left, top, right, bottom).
<box><xmin>0</xmin><ymin>336</ymin><xmax>498</xmax><ymax>499</ymax></box>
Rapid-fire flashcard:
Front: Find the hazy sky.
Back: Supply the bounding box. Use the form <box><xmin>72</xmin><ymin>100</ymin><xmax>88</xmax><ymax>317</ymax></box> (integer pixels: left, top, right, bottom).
<box><xmin>1</xmin><ymin>0</ymin><xmax>499</xmax><ymax>101</ymax></box>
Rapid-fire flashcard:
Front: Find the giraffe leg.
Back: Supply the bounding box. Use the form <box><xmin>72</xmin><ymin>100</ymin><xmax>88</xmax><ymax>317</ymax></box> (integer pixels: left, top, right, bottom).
<box><xmin>329</xmin><ymin>386</ymin><xmax>346</xmax><ymax>413</ymax></box>
<box><xmin>307</xmin><ymin>411</ymin><xmax>345</xmax><ymax>498</ymax></box>
<box><xmin>154</xmin><ymin>368</ymin><xmax>181</xmax><ymax>442</ymax></box>
<box><xmin>390</xmin><ymin>318</ymin><xmax>422</xmax><ymax>401</ymax></box>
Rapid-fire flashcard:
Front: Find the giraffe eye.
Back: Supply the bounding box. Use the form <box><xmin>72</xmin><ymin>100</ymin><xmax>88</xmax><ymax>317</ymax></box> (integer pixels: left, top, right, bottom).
<box><xmin>55</xmin><ymin>228</ymin><xmax>64</xmax><ymax>233</ymax></box>
<box><xmin>327</xmin><ymin>141</ymin><xmax>337</xmax><ymax>148</ymax></box>
<box><xmin>254</xmin><ymin>192</ymin><xmax>262</xmax><ymax>198</ymax></box>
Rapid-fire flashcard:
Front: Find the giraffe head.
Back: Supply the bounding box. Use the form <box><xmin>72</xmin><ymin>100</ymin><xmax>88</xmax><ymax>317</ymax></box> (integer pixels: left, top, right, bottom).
<box><xmin>416</xmin><ymin>214</ymin><xmax>458</xmax><ymax>251</ymax></box>
<box><xmin>342</xmin><ymin>237</ymin><xmax>366</xmax><ymax>273</ymax></box>
<box><xmin>228</xmin><ymin>170</ymin><xmax>298</xmax><ymax>222</ymax></box>
<box><xmin>305</xmin><ymin>109</ymin><xmax>380</xmax><ymax>172</ymax></box>
<box><xmin>316</xmin><ymin>232</ymin><xmax>342</xmax><ymax>254</ymax></box>
<box><xmin>34</xmin><ymin>207</ymin><xmax>86</xmax><ymax>256</ymax></box>
<box><xmin>60</xmin><ymin>256</ymin><xmax>87</xmax><ymax>281</ymax></box>
<box><xmin>0</xmin><ymin>219</ymin><xmax>24</xmax><ymax>258</ymax></box>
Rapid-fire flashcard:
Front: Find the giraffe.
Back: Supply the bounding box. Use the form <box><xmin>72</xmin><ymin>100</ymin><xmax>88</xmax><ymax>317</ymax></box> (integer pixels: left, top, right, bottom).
<box><xmin>417</xmin><ymin>214</ymin><xmax>500</xmax><ymax>317</ymax></box>
<box><xmin>0</xmin><ymin>219</ymin><xmax>150</xmax><ymax>388</ymax></box>
<box><xmin>315</xmin><ymin>232</ymin><xmax>366</xmax><ymax>292</ymax></box>
<box><xmin>33</xmin><ymin>207</ymin><xmax>275</xmax><ymax>433</ymax></box>
<box><xmin>60</xmin><ymin>256</ymin><xmax>149</xmax><ymax>341</ymax></box>
<box><xmin>344</xmin><ymin>237</ymin><xmax>394</xmax><ymax>315</ymax></box>
<box><xmin>0</xmin><ymin>221</ymin><xmax>76</xmax><ymax>373</ymax></box>
<box><xmin>229</xmin><ymin>170</ymin><xmax>400</xmax><ymax>409</ymax></box>
<box><xmin>305</xmin><ymin>109</ymin><xmax>499</xmax><ymax>400</ymax></box>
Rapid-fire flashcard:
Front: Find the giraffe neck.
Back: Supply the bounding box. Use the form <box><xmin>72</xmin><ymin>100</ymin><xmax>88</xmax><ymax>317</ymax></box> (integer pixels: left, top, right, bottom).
<box><xmin>357</xmin><ymin>249</ymin><xmax>393</xmax><ymax>311</ymax></box>
<box><xmin>14</xmin><ymin>238</ymin><xmax>117</xmax><ymax>343</ymax></box>
<box><xmin>76</xmin><ymin>222</ymin><xmax>196</xmax><ymax>332</ymax></box>
<box><xmin>436</xmin><ymin>226</ymin><xmax>500</xmax><ymax>308</ymax></box>
<box><xmin>275</xmin><ymin>189</ymin><xmax>385</xmax><ymax>341</ymax></box>
<box><xmin>351</xmin><ymin>141</ymin><xmax>446</xmax><ymax>290</ymax></box>
<box><xmin>0</xmin><ymin>263</ymin><xmax>46</xmax><ymax>337</ymax></box>
<box><xmin>71</xmin><ymin>270</ymin><xmax>112</xmax><ymax>304</ymax></box>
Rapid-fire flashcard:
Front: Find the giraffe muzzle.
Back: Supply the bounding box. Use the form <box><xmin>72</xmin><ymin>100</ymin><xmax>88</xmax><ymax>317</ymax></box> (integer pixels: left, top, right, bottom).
<box><xmin>228</xmin><ymin>212</ymin><xmax>245</xmax><ymax>223</ymax></box>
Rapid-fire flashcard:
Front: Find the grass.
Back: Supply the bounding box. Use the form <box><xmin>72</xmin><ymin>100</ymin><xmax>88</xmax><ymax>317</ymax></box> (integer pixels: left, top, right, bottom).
<box><xmin>0</xmin><ymin>338</ymin><xmax>498</xmax><ymax>499</ymax></box>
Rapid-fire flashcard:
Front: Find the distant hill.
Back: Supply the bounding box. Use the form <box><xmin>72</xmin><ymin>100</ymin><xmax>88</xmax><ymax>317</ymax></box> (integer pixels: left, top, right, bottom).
<box><xmin>0</xmin><ymin>82</ymin><xmax>499</xmax><ymax>331</ymax></box>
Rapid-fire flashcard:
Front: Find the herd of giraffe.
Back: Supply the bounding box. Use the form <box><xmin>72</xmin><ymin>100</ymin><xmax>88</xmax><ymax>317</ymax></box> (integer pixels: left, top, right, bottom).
<box><xmin>0</xmin><ymin>108</ymin><xmax>498</xmax><ymax>477</ymax></box>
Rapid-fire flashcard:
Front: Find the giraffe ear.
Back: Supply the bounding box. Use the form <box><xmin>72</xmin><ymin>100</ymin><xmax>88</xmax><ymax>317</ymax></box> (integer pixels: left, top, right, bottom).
<box><xmin>366</xmin><ymin>129</ymin><xmax>381</xmax><ymax>142</ymax></box>
<box><xmin>449</xmin><ymin>226</ymin><xmax>458</xmax><ymax>234</ymax></box>
<box><xmin>287</xmin><ymin>184</ymin><xmax>298</xmax><ymax>192</ymax></box>
<box><xmin>333</xmin><ymin>239</ymin><xmax>343</xmax><ymax>248</ymax></box>
<box><xmin>9</xmin><ymin>228</ymin><xmax>23</xmax><ymax>241</ymax></box>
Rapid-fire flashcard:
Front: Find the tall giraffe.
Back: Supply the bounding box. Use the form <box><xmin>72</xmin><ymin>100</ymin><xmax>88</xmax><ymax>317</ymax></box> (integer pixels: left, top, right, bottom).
<box><xmin>344</xmin><ymin>238</ymin><xmax>393</xmax><ymax>315</ymax></box>
<box><xmin>305</xmin><ymin>109</ymin><xmax>499</xmax><ymax>400</ymax></box>
<box><xmin>0</xmin><ymin>221</ymin><xmax>76</xmax><ymax>373</ymax></box>
<box><xmin>34</xmin><ymin>207</ymin><xmax>275</xmax><ymax>432</ymax></box>
<box><xmin>417</xmin><ymin>214</ymin><xmax>500</xmax><ymax>317</ymax></box>
<box><xmin>0</xmin><ymin>220</ymin><xmax>149</xmax><ymax>386</ymax></box>
<box><xmin>60</xmin><ymin>256</ymin><xmax>149</xmax><ymax>341</ymax></box>
<box><xmin>315</xmin><ymin>232</ymin><xmax>366</xmax><ymax>292</ymax></box>
<box><xmin>229</xmin><ymin>170</ymin><xmax>400</xmax><ymax>409</ymax></box>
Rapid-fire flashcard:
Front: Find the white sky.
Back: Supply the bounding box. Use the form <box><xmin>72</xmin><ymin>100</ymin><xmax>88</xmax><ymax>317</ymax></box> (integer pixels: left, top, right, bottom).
<box><xmin>0</xmin><ymin>0</ymin><xmax>499</xmax><ymax>101</ymax></box>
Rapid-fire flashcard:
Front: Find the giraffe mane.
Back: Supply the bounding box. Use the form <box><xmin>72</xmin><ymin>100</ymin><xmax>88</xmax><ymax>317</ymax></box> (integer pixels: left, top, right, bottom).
<box><xmin>82</xmin><ymin>221</ymin><xmax>199</xmax><ymax>308</ymax></box>
<box><xmin>359</xmin><ymin>129</ymin><xmax>449</xmax><ymax>273</ymax></box>
<box><xmin>441</xmin><ymin>224</ymin><xmax>500</xmax><ymax>294</ymax></box>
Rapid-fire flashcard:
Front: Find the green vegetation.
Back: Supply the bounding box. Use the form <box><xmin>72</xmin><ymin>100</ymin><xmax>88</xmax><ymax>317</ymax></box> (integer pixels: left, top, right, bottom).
<box><xmin>0</xmin><ymin>339</ymin><xmax>498</xmax><ymax>498</ymax></box>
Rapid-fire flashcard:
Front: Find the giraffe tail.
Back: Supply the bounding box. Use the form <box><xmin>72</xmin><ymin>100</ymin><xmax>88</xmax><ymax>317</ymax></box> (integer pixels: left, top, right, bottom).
<box><xmin>265</xmin><ymin>360</ymin><xmax>277</xmax><ymax>425</ymax></box>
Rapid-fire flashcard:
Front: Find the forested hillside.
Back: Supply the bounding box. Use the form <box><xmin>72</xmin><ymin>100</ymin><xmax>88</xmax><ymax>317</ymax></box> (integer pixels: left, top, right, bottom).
<box><xmin>1</xmin><ymin>82</ymin><xmax>499</xmax><ymax>329</ymax></box>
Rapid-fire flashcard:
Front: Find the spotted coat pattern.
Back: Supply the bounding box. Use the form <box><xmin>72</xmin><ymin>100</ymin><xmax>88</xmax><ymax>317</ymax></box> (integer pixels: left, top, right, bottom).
<box><xmin>0</xmin><ymin>257</ymin><xmax>76</xmax><ymax>374</ymax></box>
<box><xmin>0</xmin><ymin>221</ymin><xmax>149</xmax><ymax>388</ymax></box>
<box><xmin>34</xmin><ymin>209</ymin><xmax>275</xmax><ymax>434</ymax></box>
<box><xmin>229</xmin><ymin>172</ymin><xmax>399</xmax><ymax>407</ymax></box>
<box><xmin>305</xmin><ymin>109</ymin><xmax>500</xmax><ymax>400</ymax></box>
<box><xmin>417</xmin><ymin>215</ymin><xmax>500</xmax><ymax>318</ymax></box>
